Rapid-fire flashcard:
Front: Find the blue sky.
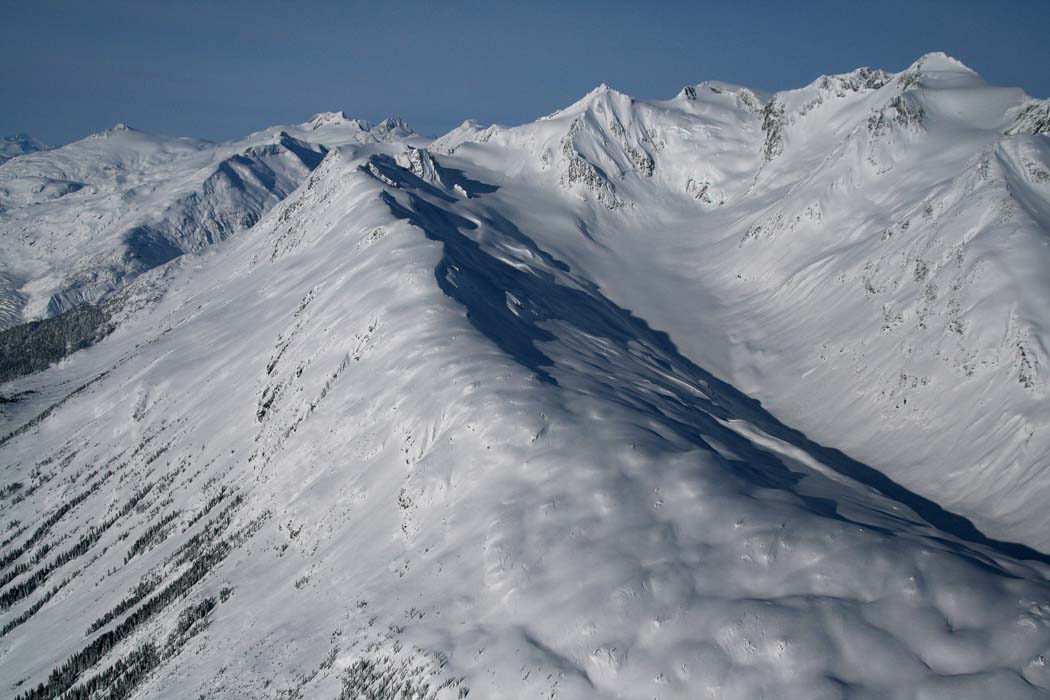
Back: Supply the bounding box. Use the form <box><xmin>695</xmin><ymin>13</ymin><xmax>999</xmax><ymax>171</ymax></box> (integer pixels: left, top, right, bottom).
<box><xmin>2</xmin><ymin>0</ymin><xmax>1048</xmax><ymax>145</ymax></box>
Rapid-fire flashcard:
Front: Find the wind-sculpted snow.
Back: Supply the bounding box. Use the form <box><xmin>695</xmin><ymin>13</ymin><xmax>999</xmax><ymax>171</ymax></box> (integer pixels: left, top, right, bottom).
<box><xmin>1</xmin><ymin>53</ymin><xmax>1050</xmax><ymax>699</ymax></box>
<box><xmin>0</xmin><ymin>133</ymin><xmax>1049</xmax><ymax>700</ymax></box>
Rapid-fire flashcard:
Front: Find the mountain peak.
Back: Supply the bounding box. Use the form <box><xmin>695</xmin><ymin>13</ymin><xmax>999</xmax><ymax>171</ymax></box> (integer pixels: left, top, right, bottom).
<box><xmin>89</xmin><ymin>122</ymin><xmax>141</xmax><ymax>138</ymax></box>
<box><xmin>908</xmin><ymin>51</ymin><xmax>976</xmax><ymax>75</ymax></box>
<box><xmin>430</xmin><ymin>119</ymin><xmax>498</xmax><ymax>154</ymax></box>
<box><xmin>0</xmin><ymin>133</ymin><xmax>50</xmax><ymax>161</ymax></box>
<box><xmin>376</xmin><ymin>116</ymin><xmax>410</xmax><ymax>131</ymax></box>
<box><xmin>680</xmin><ymin>81</ymin><xmax>769</xmax><ymax>112</ymax></box>
<box><xmin>898</xmin><ymin>52</ymin><xmax>983</xmax><ymax>89</ymax></box>
<box><xmin>542</xmin><ymin>83</ymin><xmax>633</xmax><ymax>121</ymax></box>
<box><xmin>372</xmin><ymin>116</ymin><xmax>415</xmax><ymax>141</ymax></box>
<box><xmin>306</xmin><ymin>111</ymin><xmax>371</xmax><ymax>131</ymax></box>
<box><xmin>584</xmin><ymin>83</ymin><xmax>631</xmax><ymax>101</ymax></box>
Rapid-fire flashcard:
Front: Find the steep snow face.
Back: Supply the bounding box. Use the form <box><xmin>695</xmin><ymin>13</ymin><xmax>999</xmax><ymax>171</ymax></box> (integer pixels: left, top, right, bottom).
<box><xmin>445</xmin><ymin>81</ymin><xmax>767</xmax><ymax>213</ymax></box>
<box><xmin>0</xmin><ymin>116</ymin><xmax>423</xmax><ymax>328</ymax></box>
<box><xmin>0</xmin><ymin>134</ymin><xmax>50</xmax><ymax>164</ymax></box>
<box><xmin>2</xmin><ymin>141</ymin><xmax>1050</xmax><ymax>700</ymax></box>
<box><xmin>414</xmin><ymin>52</ymin><xmax>1050</xmax><ymax>551</ymax></box>
<box><xmin>690</xmin><ymin>55</ymin><xmax>1050</xmax><ymax>550</ymax></box>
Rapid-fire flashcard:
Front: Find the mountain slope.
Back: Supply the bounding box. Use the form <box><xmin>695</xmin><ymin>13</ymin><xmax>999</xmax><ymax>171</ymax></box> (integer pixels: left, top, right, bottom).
<box><xmin>1</xmin><ymin>140</ymin><xmax>1049</xmax><ymax>700</ymax></box>
<box><xmin>424</xmin><ymin>52</ymin><xmax>1050</xmax><ymax>550</ymax></box>
<box><xmin>1</xmin><ymin>53</ymin><xmax>1050</xmax><ymax>700</ymax></box>
<box><xmin>0</xmin><ymin>114</ymin><xmax>423</xmax><ymax>329</ymax></box>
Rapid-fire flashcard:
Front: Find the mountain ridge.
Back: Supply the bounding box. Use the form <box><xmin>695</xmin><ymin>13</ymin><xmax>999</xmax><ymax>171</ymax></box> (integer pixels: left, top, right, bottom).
<box><xmin>0</xmin><ymin>134</ymin><xmax>50</xmax><ymax>165</ymax></box>
<box><xmin>1</xmin><ymin>52</ymin><xmax>1050</xmax><ymax>700</ymax></box>
<box><xmin>3</xmin><ymin>136</ymin><xmax>1050</xmax><ymax>699</ymax></box>
<box><xmin>0</xmin><ymin>113</ymin><xmax>424</xmax><ymax>328</ymax></box>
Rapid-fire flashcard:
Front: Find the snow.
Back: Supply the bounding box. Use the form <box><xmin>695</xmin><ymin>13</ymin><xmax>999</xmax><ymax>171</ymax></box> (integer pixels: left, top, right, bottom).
<box><xmin>426</xmin><ymin>51</ymin><xmax>1050</xmax><ymax>551</ymax></box>
<box><xmin>0</xmin><ymin>134</ymin><xmax>49</xmax><ymax>165</ymax></box>
<box><xmin>1</xmin><ymin>53</ymin><xmax>1050</xmax><ymax>700</ymax></box>
<box><xmin>428</xmin><ymin>119</ymin><xmax>500</xmax><ymax>155</ymax></box>
<box><xmin>0</xmin><ymin>115</ymin><xmax>424</xmax><ymax>328</ymax></box>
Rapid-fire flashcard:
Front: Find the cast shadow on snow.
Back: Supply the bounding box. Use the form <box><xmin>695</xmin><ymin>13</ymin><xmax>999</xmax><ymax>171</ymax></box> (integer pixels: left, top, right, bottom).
<box><xmin>372</xmin><ymin>157</ymin><xmax>1050</xmax><ymax>570</ymax></box>
<box><xmin>365</xmin><ymin>153</ymin><xmax>498</xmax><ymax>202</ymax></box>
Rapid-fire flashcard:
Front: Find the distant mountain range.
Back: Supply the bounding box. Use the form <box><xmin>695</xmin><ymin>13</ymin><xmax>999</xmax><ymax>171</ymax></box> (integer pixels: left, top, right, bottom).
<box><xmin>2</xmin><ymin>53</ymin><xmax>1050</xmax><ymax>700</ymax></box>
<box><xmin>0</xmin><ymin>133</ymin><xmax>49</xmax><ymax>164</ymax></box>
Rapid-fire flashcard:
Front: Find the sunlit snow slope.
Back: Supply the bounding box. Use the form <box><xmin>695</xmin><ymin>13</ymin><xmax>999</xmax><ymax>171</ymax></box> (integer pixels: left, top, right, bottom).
<box><xmin>0</xmin><ymin>113</ymin><xmax>421</xmax><ymax>328</ymax></box>
<box><xmin>1</xmin><ymin>53</ymin><xmax>1049</xmax><ymax>700</ymax></box>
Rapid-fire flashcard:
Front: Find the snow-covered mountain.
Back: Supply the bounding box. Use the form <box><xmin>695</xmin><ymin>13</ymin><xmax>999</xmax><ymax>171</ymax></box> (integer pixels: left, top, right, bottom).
<box><xmin>2</xmin><ymin>53</ymin><xmax>1050</xmax><ymax>700</ymax></box>
<box><xmin>0</xmin><ymin>114</ymin><xmax>423</xmax><ymax>328</ymax></box>
<box><xmin>0</xmin><ymin>134</ymin><xmax>49</xmax><ymax>165</ymax></box>
<box><xmin>380</xmin><ymin>53</ymin><xmax>1050</xmax><ymax>552</ymax></box>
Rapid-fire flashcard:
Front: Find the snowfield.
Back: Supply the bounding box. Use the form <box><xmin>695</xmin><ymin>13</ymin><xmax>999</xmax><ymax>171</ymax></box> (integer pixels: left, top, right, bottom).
<box><xmin>0</xmin><ymin>113</ymin><xmax>422</xmax><ymax>328</ymax></box>
<box><xmin>1</xmin><ymin>53</ymin><xmax>1049</xmax><ymax>699</ymax></box>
